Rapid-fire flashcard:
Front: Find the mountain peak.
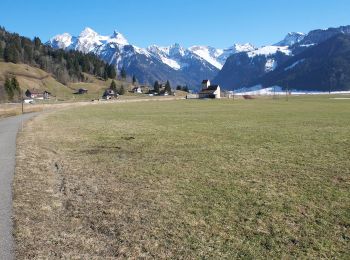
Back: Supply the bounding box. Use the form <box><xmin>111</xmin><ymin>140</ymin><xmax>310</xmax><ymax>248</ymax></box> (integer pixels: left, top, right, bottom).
<box><xmin>110</xmin><ymin>30</ymin><xmax>128</xmax><ymax>45</ymax></box>
<box><xmin>49</xmin><ymin>33</ymin><xmax>73</xmax><ymax>49</ymax></box>
<box><xmin>275</xmin><ymin>32</ymin><xmax>305</xmax><ymax>46</ymax></box>
<box><xmin>79</xmin><ymin>27</ymin><xmax>98</xmax><ymax>37</ymax></box>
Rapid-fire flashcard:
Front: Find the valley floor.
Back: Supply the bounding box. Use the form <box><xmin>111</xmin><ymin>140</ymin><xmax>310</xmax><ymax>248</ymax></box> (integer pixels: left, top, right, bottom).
<box><xmin>13</xmin><ymin>96</ymin><xmax>350</xmax><ymax>258</ymax></box>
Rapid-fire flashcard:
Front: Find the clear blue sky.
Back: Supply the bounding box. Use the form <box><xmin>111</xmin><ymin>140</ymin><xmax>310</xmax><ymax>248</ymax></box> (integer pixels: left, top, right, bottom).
<box><xmin>1</xmin><ymin>0</ymin><xmax>349</xmax><ymax>48</ymax></box>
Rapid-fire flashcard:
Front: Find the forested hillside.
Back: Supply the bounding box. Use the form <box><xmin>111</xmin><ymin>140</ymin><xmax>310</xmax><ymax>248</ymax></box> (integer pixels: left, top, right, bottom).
<box><xmin>258</xmin><ymin>34</ymin><xmax>350</xmax><ymax>91</ymax></box>
<box><xmin>0</xmin><ymin>26</ymin><xmax>116</xmax><ymax>85</ymax></box>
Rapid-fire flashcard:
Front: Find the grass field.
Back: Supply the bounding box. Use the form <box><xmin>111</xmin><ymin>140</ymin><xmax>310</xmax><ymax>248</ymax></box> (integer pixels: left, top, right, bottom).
<box><xmin>13</xmin><ymin>96</ymin><xmax>350</xmax><ymax>258</ymax></box>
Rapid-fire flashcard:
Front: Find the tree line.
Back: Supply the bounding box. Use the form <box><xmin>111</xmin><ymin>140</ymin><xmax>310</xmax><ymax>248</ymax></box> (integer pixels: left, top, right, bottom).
<box><xmin>0</xmin><ymin>26</ymin><xmax>117</xmax><ymax>84</ymax></box>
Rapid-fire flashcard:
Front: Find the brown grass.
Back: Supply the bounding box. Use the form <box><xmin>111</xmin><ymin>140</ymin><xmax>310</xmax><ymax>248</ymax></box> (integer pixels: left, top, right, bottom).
<box><xmin>13</xmin><ymin>96</ymin><xmax>350</xmax><ymax>258</ymax></box>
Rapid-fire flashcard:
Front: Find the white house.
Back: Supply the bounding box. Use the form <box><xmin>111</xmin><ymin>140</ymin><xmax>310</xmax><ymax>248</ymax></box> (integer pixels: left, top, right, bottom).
<box><xmin>198</xmin><ymin>80</ymin><xmax>221</xmax><ymax>99</ymax></box>
<box><xmin>132</xmin><ymin>86</ymin><xmax>142</xmax><ymax>93</ymax></box>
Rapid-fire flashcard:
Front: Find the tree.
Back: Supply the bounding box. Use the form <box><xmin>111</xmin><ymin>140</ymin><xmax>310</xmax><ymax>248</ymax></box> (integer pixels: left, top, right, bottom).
<box><xmin>103</xmin><ymin>65</ymin><xmax>109</xmax><ymax>80</ymax></box>
<box><xmin>11</xmin><ymin>76</ymin><xmax>20</xmax><ymax>91</ymax></box>
<box><xmin>153</xmin><ymin>80</ymin><xmax>160</xmax><ymax>93</ymax></box>
<box><xmin>176</xmin><ymin>85</ymin><xmax>182</xmax><ymax>90</ymax></box>
<box><xmin>4</xmin><ymin>77</ymin><xmax>14</xmax><ymax>100</ymax></box>
<box><xmin>4</xmin><ymin>44</ymin><xmax>19</xmax><ymax>63</ymax></box>
<box><xmin>0</xmin><ymin>43</ymin><xmax>3</xmax><ymax>59</ymax></box>
<box><xmin>107</xmin><ymin>64</ymin><xmax>116</xmax><ymax>79</ymax></box>
<box><xmin>110</xmin><ymin>80</ymin><xmax>117</xmax><ymax>91</ymax></box>
<box><xmin>132</xmin><ymin>75</ymin><xmax>137</xmax><ymax>85</ymax></box>
<box><xmin>119</xmin><ymin>84</ymin><xmax>125</xmax><ymax>95</ymax></box>
<box><xmin>182</xmin><ymin>85</ymin><xmax>189</xmax><ymax>92</ymax></box>
<box><xmin>34</xmin><ymin>37</ymin><xmax>41</xmax><ymax>50</ymax></box>
<box><xmin>120</xmin><ymin>67</ymin><xmax>127</xmax><ymax>79</ymax></box>
<box><xmin>4</xmin><ymin>77</ymin><xmax>20</xmax><ymax>101</ymax></box>
<box><xmin>165</xmin><ymin>80</ymin><xmax>171</xmax><ymax>93</ymax></box>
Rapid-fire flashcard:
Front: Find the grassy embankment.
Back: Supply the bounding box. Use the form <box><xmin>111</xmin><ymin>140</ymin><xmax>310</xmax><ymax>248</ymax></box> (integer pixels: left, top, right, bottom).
<box><xmin>14</xmin><ymin>96</ymin><xmax>350</xmax><ymax>258</ymax></box>
<box><xmin>0</xmin><ymin>62</ymin><xmax>188</xmax><ymax>117</ymax></box>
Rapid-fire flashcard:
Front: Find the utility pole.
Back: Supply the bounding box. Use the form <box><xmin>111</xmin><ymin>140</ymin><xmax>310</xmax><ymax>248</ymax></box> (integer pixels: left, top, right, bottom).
<box><xmin>286</xmin><ymin>82</ymin><xmax>289</xmax><ymax>101</ymax></box>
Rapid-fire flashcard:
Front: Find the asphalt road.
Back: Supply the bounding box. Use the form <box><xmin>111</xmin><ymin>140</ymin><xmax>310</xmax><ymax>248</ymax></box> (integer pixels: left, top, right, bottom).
<box><xmin>0</xmin><ymin>113</ymin><xmax>38</xmax><ymax>260</ymax></box>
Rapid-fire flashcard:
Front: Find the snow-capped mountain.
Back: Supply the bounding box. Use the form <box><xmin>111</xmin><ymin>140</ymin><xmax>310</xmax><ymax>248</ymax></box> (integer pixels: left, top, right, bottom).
<box><xmin>189</xmin><ymin>43</ymin><xmax>255</xmax><ymax>69</ymax></box>
<box><xmin>48</xmin><ymin>27</ymin><xmax>251</xmax><ymax>87</ymax></box>
<box><xmin>49</xmin><ymin>27</ymin><xmax>129</xmax><ymax>53</ymax></box>
<box><xmin>274</xmin><ymin>32</ymin><xmax>305</xmax><ymax>46</ymax></box>
<box><xmin>213</xmin><ymin>25</ymin><xmax>350</xmax><ymax>91</ymax></box>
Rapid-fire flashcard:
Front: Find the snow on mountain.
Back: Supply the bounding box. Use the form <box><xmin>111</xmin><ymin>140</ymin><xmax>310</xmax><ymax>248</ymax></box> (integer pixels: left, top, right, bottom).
<box><xmin>247</xmin><ymin>45</ymin><xmax>291</xmax><ymax>58</ymax></box>
<box><xmin>49</xmin><ymin>27</ymin><xmax>256</xmax><ymax>73</ymax></box>
<box><xmin>283</xmin><ymin>58</ymin><xmax>306</xmax><ymax>71</ymax></box>
<box><xmin>49</xmin><ymin>33</ymin><xmax>74</xmax><ymax>49</ymax></box>
<box><xmin>188</xmin><ymin>46</ymin><xmax>224</xmax><ymax>69</ymax></box>
<box><xmin>108</xmin><ymin>30</ymin><xmax>129</xmax><ymax>45</ymax></box>
<box><xmin>147</xmin><ymin>45</ymin><xmax>182</xmax><ymax>70</ymax></box>
<box><xmin>49</xmin><ymin>27</ymin><xmax>129</xmax><ymax>54</ymax></box>
<box><xmin>265</xmin><ymin>58</ymin><xmax>277</xmax><ymax>72</ymax></box>
<box><xmin>275</xmin><ymin>32</ymin><xmax>306</xmax><ymax>46</ymax></box>
<box><xmin>189</xmin><ymin>43</ymin><xmax>255</xmax><ymax>69</ymax></box>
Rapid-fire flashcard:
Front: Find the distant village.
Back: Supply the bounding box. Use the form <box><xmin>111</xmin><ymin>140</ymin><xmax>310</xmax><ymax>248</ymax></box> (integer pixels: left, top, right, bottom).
<box><xmin>23</xmin><ymin>78</ymin><xmax>230</xmax><ymax>103</ymax></box>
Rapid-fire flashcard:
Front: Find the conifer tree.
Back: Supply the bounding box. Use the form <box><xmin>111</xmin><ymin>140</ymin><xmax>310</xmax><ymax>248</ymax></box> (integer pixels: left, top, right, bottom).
<box><xmin>0</xmin><ymin>44</ymin><xmax>3</xmax><ymax>59</ymax></box>
<box><xmin>4</xmin><ymin>77</ymin><xmax>14</xmax><ymax>100</ymax></box>
<box><xmin>165</xmin><ymin>80</ymin><xmax>171</xmax><ymax>93</ymax></box>
<box><xmin>153</xmin><ymin>80</ymin><xmax>160</xmax><ymax>93</ymax></box>
<box><xmin>34</xmin><ymin>37</ymin><xmax>41</xmax><ymax>50</ymax></box>
<box><xmin>120</xmin><ymin>67</ymin><xmax>127</xmax><ymax>79</ymax></box>
<box><xmin>110</xmin><ymin>80</ymin><xmax>117</xmax><ymax>91</ymax></box>
<box><xmin>132</xmin><ymin>75</ymin><xmax>137</xmax><ymax>85</ymax></box>
<box><xmin>119</xmin><ymin>84</ymin><xmax>125</xmax><ymax>95</ymax></box>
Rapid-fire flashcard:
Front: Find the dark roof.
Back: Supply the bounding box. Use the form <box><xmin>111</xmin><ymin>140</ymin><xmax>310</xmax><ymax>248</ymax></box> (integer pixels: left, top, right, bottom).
<box><xmin>103</xmin><ymin>89</ymin><xmax>115</xmax><ymax>95</ymax></box>
<box><xmin>202</xmin><ymin>79</ymin><xmax>209</xmax><ymax>84</ymax></box>
<box><xmin>207</xmin><ymin>85</ymin><xmax>219</xmax><ymax>90</ymax></box>
<box><xmin>199</xmin><ymin>85</ymin><xmax>219</xmax><ymax>94</ymax></box>
<box><xmin>26</xmin><ymin>88</ymin><xmax>42</xmax><ymax>94</ymax></box>
<box><xmin>199</xmin><ymin>89</ymin><xmax>216</xmax><ymax>94</ymax></box>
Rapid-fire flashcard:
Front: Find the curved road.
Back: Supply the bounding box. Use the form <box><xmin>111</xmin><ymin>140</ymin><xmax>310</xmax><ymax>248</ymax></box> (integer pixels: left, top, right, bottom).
<box><xmin>0</xmin><ymin>113</ymin><xmax>38</xmax><ymax>260</ymax></box>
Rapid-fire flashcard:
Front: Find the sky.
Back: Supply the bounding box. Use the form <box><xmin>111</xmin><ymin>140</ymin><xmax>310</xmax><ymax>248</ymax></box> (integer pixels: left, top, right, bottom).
<box><xmin>1</xmin><ymin>0</ymin><xmax>350</xmax><ymax>48</ymax></box>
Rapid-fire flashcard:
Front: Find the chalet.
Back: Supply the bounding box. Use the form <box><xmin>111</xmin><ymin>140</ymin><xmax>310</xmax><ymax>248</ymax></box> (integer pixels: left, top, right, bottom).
<box><xmin>102</xmin><ymin>89</ymin><xmax>117</xmax><ymax>100</ymax></box>
<box><xmin>25</xmin><ymin>89</ymin><xmax>50</xmax><ymax>99</ymax></box>
<box><xmin>74</xmin><ymin>88</ymin><xmax>88</xmax><ymax>94</ymax></box>
<box><xmin>198</xmin><ymin>80</ymin><xmax>221</xmax><ymax>99</ymax></box>
<box><xmin>132</xmin><ymin>86</ymin><xmax>142</xmax><ymax>93</ymax></box>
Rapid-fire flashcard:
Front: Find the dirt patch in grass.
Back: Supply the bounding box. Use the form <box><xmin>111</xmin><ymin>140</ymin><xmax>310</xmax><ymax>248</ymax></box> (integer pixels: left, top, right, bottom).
<box><xmin>13</xmin><ymin>97</ymin><xmax>350</xmax><ymax>258</ymax></box>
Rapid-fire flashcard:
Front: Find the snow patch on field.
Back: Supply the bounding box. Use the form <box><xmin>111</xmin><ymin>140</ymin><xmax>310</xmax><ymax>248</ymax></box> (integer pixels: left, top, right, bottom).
<box><xmin>235</xmin><ymin>85</ymin><xmax>350</xmax><ymax>96</ymax></box>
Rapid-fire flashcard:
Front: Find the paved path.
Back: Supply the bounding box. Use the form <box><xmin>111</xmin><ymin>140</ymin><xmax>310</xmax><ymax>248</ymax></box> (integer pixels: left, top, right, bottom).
<box><xmin>0</xmin><ymin>113</ymin><xmax>39</xmax><ymax>260</ymax></box>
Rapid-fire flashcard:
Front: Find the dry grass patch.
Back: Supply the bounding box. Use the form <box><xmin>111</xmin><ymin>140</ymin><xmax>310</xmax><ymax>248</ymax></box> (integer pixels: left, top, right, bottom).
<box><xmin>13</xmin><ymin>96</ymin><xmax>350</xmax><ymax>258</ymax></box>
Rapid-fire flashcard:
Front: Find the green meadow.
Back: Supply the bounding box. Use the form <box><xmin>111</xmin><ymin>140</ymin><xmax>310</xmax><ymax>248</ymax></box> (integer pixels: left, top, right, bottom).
<box><xmin>14</xmin><ymin>96</ymin><xmax>350</xmax><ymax>258</ymax></box>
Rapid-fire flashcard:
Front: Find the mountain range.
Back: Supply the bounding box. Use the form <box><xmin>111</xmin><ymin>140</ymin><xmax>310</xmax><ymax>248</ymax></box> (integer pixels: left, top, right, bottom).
<box><xmin>49</xmin><ymin>25</ymin><xmax>350</xmax><ymax>91</ymax></box>
<box><xmin>213</xmin><ymin>26</ymin><xmax>350</xmax><ymax>91</ymax></box>
<box><xmin>48</xmin><ymin>28</ymin><xmax>254</xmax><ymax>87</ymax></box>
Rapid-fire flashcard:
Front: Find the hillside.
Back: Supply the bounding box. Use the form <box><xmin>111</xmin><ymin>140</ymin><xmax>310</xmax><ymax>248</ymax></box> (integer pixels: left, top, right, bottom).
<box><xmin>0</xmin><ymin>62</ymin><xmax>135</xmax><ymax>102</ymax></box>
<box><xmin>0</xmin><ymin>62</ymin><xmax>70</xmax><ymax>101</ymax></box>
<box><xmin>257</xmin><ymin>34</ymin><xmax>350</xmax><ymax>91</ymax></box>
<box><xmin>0</xmin><ymin>26</ymin><xmax>129</xmax><ymax>102</ymax></box>
<box><xmin>213</xmin><ymin>25</ymin><xmax>350</xmax><ymax>91</ymax></box>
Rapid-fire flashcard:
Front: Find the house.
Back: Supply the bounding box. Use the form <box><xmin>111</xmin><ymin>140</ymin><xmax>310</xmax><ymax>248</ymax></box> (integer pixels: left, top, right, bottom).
<box><xmin>198</xmin><ymin>80</ymin><xmax>221</xmax><ymax>99</ymax></box>
<box><xmin>132</xmin><ymin>86</ymin><xmax>142</xmax><ymax>93</ymax></box>
<box><xmin>102</xmin><ymin>89</ymin><xmax>117</xmax><ymax>100</ymax></box>
<box><xmin>74</xmin><ymin>88</ymin><xmax>88</xmax><ymax>94</ymax></box>
<box><xmin>25</xmin><ymin>89</ymin><xmax>50</xmax><ymax>99</ymax></box>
